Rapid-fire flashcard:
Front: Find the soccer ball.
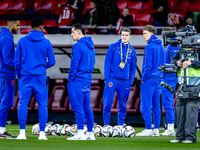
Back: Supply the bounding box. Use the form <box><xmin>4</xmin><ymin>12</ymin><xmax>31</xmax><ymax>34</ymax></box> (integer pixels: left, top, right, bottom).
<box><xmin>69</xmin><ymin>124</ymin><xmax>78</xmax><ymax>136</ymax></box>
<box><xmin>32</xmin><ymin>123</ymin><xmax>40</xmax><ymax>135</ymax></box>
<box><xmin>50</xmin><ymin>124</ymin><xmax>62</xmax><ymax>136</ymax></box>
<box><xmin>112</xmin><ymin>126</ymin><xmax>122</xmax><ymax>137</ymax></box>
<box><xmin>101</xmin><ymin>125</ymin><xmax>113</xmax><ymax>137</ymax></box>
<box><xmin>93</xmin><ymin>125</ymin><xmax>102</xmax><ymax>137</ymax></box>
<box><xmin>122</xmin><ymin>126</ymin><xmax>135</xmax><ymax>138</ymax></box>
<box><xmin>60</xmin><ymin>124</ymin><xmax>70</xmax><ymax>136</ymax></box>
<box><xmin>45</xmin><ymin>123</ymin><xmax>52</xmax><ymax>135</ymax></box>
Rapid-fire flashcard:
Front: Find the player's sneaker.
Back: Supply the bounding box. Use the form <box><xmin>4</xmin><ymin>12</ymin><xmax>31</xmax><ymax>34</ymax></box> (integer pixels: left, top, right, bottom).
<box><xmin>169</xmin><ymin>139</ymin><xmax>181</xmax><ymax>143</ymax></box>
<box><xmin>160</xmin><ymin>129</ymin><xmax>176</xmax><ymax>136</ymax></box>
<box><xmin>38</xmin><ymin>134</ymin><xmax>48</xmax><ymax>140</ymax></box>
<box><xmin>86</xmin><ymin>133</ymin><xmax>96</xmax><ymax>140</ymax></box>
<box><xmin>67</xmin><ymin>134</ymin><xmax>86</xmax><ymax>140</ymax></box>
<box><xmin>0</xmin><ymin>134</ymin><xmax>6</xmax><ymax>139</ymax></box>
<box><xmin>136</xmin><ymin>129</ymin><xmax>153</xmax><ymax>136</ymax></box>
<box><xmin>0</xmin><ymin>132</ymin><xmax>17</xmax><ymax>139</ymax></box>
<box><xmin>182</xmin><ymin>140</ymin><xmax>194</xmax><ymax>143</ymax></box>
<box><xmin>152</xmin><ymin>129</ymin><xmax>160</xmax><ymax>136</ymax></box>
<box><xmin>16</xmin><ymin>134</ymin><xmax>27</xmax><ymax>140</ymax></box>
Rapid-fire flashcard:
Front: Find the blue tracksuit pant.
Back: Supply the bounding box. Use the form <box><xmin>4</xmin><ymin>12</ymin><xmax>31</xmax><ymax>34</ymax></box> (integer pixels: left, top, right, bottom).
<box><xmin>161</xmin><ymin>76</ymin><xmax>177</xmax><ymax>124</ymax></box>
<box><xmin>103</xmin><ymin>77</ymin><xmax>131</xmax><ymax>126</ymax></box>
<box><xmin>0</xmin><ymin>75</ymin><xmax>15</xmax><ymax>127</ymax></box>
<box><xmin>67</xmin><ymin>78</ymin><xmax>94</xmax><ymax>132</ymax></box>
<box><xmin>18</xmin><ymin>75</ymin><xmax>48</xmax><ymax>131</ymax></box>
<box><xmin>140</xmin><ymin>79</ymin><xmax>161</xmax><ymax>129</ymax></box>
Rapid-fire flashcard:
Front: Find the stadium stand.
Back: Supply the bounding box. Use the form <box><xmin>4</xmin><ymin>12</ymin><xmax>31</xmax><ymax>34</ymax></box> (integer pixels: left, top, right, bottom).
<box><xmin>0</xmin><ymin>2</ymin><xmax>9</xmax><ymax>14</ymax></box>
<box><xmin>43</xmin><ymin>20</ymin><xmax>57</xmax><ymax>27</ymax></box>
<box><xmin>127</xmin><ymin>2</ymin><xmax>143</xmax><ymax>15</ymax></box>
<box><xmin>9</xmin><ymin>91</ymin><xmax>19</xmax><ymax>113</ymax></box>
<box><xmin>7</xmin><ymin>1</ymin><xmax>25</xmax><ymax>14</ymax></box>
<box><xmin>189</xmin><ymin>2</ymin><xmax>200</xmax><ymax>13</ymax></box>
<box><xmin>173</xmin><ymin>1</ymin><xmax>189</xmax><ymax>18</ymax></box>
<box><xmin>116</xmin><ymin>1</ymin><xmax>128</xmax><ymax>14</ymax></box>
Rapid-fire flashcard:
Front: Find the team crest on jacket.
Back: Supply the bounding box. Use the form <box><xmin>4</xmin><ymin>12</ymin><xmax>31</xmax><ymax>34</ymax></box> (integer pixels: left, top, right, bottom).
<box><xmin>108</xmin><ymin>82</ymin><xmax>113</xmax><ymax>87</ymax></box>
<box><xmin>128</xmin><ymin>49</ymin><xmax>132</xmax><ymax>53</ymax></box>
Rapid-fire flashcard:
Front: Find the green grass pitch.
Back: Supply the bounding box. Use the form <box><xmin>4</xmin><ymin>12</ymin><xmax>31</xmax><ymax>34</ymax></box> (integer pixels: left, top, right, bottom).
<box><xmin>0</xmin><ymin>124</ymin><xmax>200</xmax><ymax>150</ymax></box>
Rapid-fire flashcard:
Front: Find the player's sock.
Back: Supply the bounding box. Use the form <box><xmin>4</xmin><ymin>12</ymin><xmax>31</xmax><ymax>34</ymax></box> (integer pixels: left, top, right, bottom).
<box><xmin>40</xmin><ymin>131</ymin><xmax>45</xmax><ymax>136</ymax></box>
<box><xmin>0</xmin><ymin>127</ymin><xmax>6</xmax><ymax>134</ymax></box>
<box><xmin>86</xmin><ymin>131</ymin><xmax>93</xmax><ymax>136</ymax></box>
<box><xmin>77</xmin><ymin>130</ymin><xmax>84</xmax><ymax>136</ymax></box>
<box><xmin>20</xmin><ymin>129</ymin><xmax>25</xmax><ymax>135</ymax></box>
<box><xmin>168</xmin><ymin>124</ymin><xmax>174</xmax><ymax>131</ymax></box>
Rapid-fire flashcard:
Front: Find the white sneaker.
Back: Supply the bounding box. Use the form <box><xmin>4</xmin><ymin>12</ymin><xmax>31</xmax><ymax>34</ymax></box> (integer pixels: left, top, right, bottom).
<box><xmin>16</xmin><ymin>134</ymin><xmax>27</xmax><ymax>140</ymax></box>
<box><xmin>152</xmin><ymin>129</ymin><xmax>160</xmax><ymax>136</ymax></box>
<box><xmin>160</xmin><ymin>129</ymin><xmax>176</xmax><ymax>136</ymax></box>
<box><xmin>38</xmin><ymin>134</ymin><xmax>48</xmax><ymax>140</ymax></box>
<box><xmin>136</xmin><ymin>129</ymin><xmax>153</xmax><ymax>136</ymax></box>
<box><xmin>86</xmin><ymin>134</ymin><xmax>96</xmax><ymax>140</ymax></box>
<box><xmin>67</xmin><ymin>134</ymin><xmax>86</xmax><ymax>140</ymax></box>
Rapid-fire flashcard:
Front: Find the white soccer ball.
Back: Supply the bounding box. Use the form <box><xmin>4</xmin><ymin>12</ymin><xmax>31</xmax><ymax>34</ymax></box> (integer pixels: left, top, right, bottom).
<box><xmin>32</xmin><ymin>123</ymin><xmax>40</xmax><ymax>135</ymax></box>
<box><xmin>69</xmin><ymin>124</ymin><xmax>78</xmax><ymax>136</ymax></box>
<box><xmin>45</xmin><ymin>123</ymin><xmax>52</xmax><ymax>135</ymax></box>
<box><xmin>60</xmin><ymin>124</ymin><xmax>70</xmax><ymax>136</ymax></box>
<box><xmin>112</xmin><ymin>126</ymin><xmax>122</xmax><ymax>137</ymax></box>
<box><xmin>93</xmin><ymin>125</ymin><xmax>102</xmax><ymax>137</ymax></box>
<box><xmin>101</xmin><ymin>125</ymin><xmax>113</xmax><ymax>137</ymax></box>
<box><xmin>50</xmin><ymin>124</ymin><xmax>62</xmax><ymax>136</ymax></box>
<box><xmin>122</xmin><ymin>126</ymin><xmax>135</xmax><ymax>138</ymax></box>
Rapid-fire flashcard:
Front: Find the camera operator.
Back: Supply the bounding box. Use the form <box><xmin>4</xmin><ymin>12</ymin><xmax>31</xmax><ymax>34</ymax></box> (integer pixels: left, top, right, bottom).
<box><xmin>169</xmin><ymin>40</ymin><xmax>200</xmax><ymax>143</ymax></box>
<box><xmin>160</xmin><ymin>27</ymin><xmax>179</xmax><ymax>136</ymax></box>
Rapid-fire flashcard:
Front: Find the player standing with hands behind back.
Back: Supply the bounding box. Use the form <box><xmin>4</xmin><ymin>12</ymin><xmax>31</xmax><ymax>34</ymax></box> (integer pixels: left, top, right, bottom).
<box><xmin>15</xmin><ymin>18</ymin><xmax>56</xmax><ymax>140</ymax></box>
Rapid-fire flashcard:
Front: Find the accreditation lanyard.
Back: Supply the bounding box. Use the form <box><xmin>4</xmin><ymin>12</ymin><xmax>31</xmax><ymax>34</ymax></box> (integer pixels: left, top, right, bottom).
<box><xmin>120</xmin><ymin>42</ymin><xmax>129</xmax><ymax>64</ymax></box>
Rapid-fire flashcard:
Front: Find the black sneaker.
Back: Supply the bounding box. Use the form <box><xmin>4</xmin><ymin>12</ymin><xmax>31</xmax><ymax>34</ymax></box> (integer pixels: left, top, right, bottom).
<box><xmin>0</xmin><ymin>132</ymin><xmax>17</xmax><ymax>139</ymax></box>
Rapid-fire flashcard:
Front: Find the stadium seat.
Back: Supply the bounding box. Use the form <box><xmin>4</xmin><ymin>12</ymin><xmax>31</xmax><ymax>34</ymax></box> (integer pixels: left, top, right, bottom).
<box><xmin>83</xmin><ymin>2</ymin><xmax>91</xmax><ymax>14</ymax></box>
<box><xmin>43</xmin><ymin>20</ymin><xmax>57</xmax><ymax>27</ymax></box>
<box><xmin>20</xmin><ymin>20</ymin><xmax>27</xmax><ymax>26</ymax></box>
<box><xmin>127</xmin><ymin>2</ymin><xmax>143</xmax><ymax>15</ymax></box>
<box><xmin>0</xmin><ymin>2</ymin><xmax>9</xmax><ymax>14</ymax></box>
<box><xmin>111</xmin><ymin>92</ymin><xmax>119</xmax><ymax>114</ymax></box>
<box><xmin>27</xmin><ymin>94</ymin><xmax>36</xmax><ymax>112</ymax></box>
<box><xmin>20</xmin><ymin>28</ymin><xmax>48</xmax><ymax>34</ymax></box>
<box><xmin>128</xmin><ymin>95</ymin><xmax>141</xmax><ymax>114</ymax></box>
<box><xmin>35</xmin><ymin>2</ymin><xmax>53</xmax><ymax>14</ymax></box>
<box><xmin>116</xmin><ymin>1</ymin><xmax>127</xmax><ymax>14</ymax></box>
<box><xmin>51</xmin><ymin>96</ymin><xmax>69</xmax><ymax>113</ymax></box>
<box><xmin>189</xmin><ymin>2</ymin><xmax>200</xmax><ymax>13</ymax></box>
<box><xmin>133</xmin><ymin>14</ymin><xmax>151</xmax><ymax>35</ymax></box>
<box><xmin>7</xmin><ymin>2</ymin><xmax>25</xmax><ymax>14</ymax></box>
<box><xmin>9</xmin><ymin>91</ymin><xmax>19</xmax><ymax>112</ymax></box>
<box><xmin>173</xmin><ymin>2</ymin><xmax>189</xmax><ymax>17</ymax></box>
<box><xmin>0</xmin><ymin>20</ymin><xmax>7</xmax><ymax>26</ymax></box>
<box><xmin>141</xmin><ymin>2</ymin><xmax>149</xmax><ymax>14</ymax></box>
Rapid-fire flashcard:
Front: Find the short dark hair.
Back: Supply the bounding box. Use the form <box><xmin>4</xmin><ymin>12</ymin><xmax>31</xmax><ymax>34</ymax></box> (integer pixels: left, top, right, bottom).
<box><xmin>167</xmin><ymin>11</ymin><xmax>173</xmax><ymax>15</ymax></box>
<box><xmin>31</xmin><ymin>18</ymin><xmax>43</xmax><ymax>28</ymax></box>
<box><xmin>162</xmin><ymin>27</ymin><xmax>172</xmax><ymax>32</ymax></box>
<box><xmin>121</xmin><ymin>27</ymin><xmax>131</xmax><ymax>35</ymax></box>
<box><xmin>8</xmin><ymin>16</ymin><xmax>19</xmax><ymax>23</ymax></box>
<box><xmin>72</xmin><ymin>23</ymin><xmax>85</xmax><ymax>35</ymax></box>
<box><xmin>142</xmin><ymin>25</ymin><xmax>157</xmax><ymax>35</ymax></box>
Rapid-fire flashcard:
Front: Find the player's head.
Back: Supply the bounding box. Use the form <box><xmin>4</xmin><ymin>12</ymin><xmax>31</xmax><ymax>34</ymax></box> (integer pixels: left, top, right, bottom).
<box><xmin>7</xmin><ymin>16</ymin><xmax>20</xmax><ymax>34</ymax></box>
<box><xmin>71</xmin><ymin>23</ymin><xmax>85</xmax><ymax>41</ymax></box>
<box><xmin>121</xmin><ymin>28</ymin><xmax>131</xmax><ymax>44</ymax></box>
<box><xmin>31</xmin><ymin>18</ymin><xmax>44</xmax><ymax>31</ymax></box>
<box><xmin>142</xmin><ymin>25</ymin><xmax>157</xmax><ymax>41</ymax></box>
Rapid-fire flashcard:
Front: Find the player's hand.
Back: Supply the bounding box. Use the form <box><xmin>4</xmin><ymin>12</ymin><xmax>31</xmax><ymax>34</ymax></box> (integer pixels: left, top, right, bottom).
<box><xmin>71</xmin><ymin>5</ymin><xmax>78</xmax><ymax>9</ymax></box>
<box><xmin>107</xmin><ymin>24</ymin><xmax>113</xmax><ymax>30</ymax></box>
<box><xmin>177</xmin><ymin>60</ymin><xmax>182</xmax><ymax>67</ymax></box>
<box><xmin>182</xmin><ymin>60</ymin><xmax>192</xmax><ymax>69</ymax></box>
<box><xmin>92</xmin><ymin>24</ymin><xmax>97</xmax><ymax>28</ymax></box>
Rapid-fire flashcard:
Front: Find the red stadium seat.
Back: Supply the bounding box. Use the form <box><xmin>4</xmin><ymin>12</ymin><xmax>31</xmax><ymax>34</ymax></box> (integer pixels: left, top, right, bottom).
<box><xmin>83</xmin><ymin>2</ymin><xmax>91</xmax><ymax>14</ymax></box>
<box><xmin>0</xmin><ymin>2</ymin><xmax>9</xmax><ymax>14</ymax></box>
<box><xmin>7</xmin><ymin>2</ymin><xmax>25</xmax><ymax>14</ymax></box>
<box><xmin>51</xmin><ymin>96</ymin><xmax>69</xmax><ymax>113</ymax></box>
<box><xmin>21</xmin><ymin>28</ymin><xmax>48</xmax><ymax>34</ymax></box>
<box><xmin>35</xmin><ymin>2</ymin><xmax>52</xmax><ymax>14</ymax></box>
<box><xmin>43</xmin><ymin>20</ymin><xmax>57</xmax><ymax>27</ymax></box>
<box><xmin>116</xmin><ymin>1</ymin><xmax>127</xmax><ymax>14</ymax></box>
<box><xmin>141</xmin><ymin>2</ymin><xmax>149</xmax><ymax>14</ymax></box>
<box><xmin>9</xmin><ymin>91</ymin><xmax>19</xmax><ymax>112</ymax></box>
<box><xmin>134</xmin><ymin>14</ymin><xmax>151</xmax><ymax>35</ymax></box>
<box><xmin>132</xmin><ymin>14</ymin><xmax>135</xmax><ymax>25</ymax></box>
<box><xmin>173</xmin><ymin>2</ymin><xmax>189</xmax><ymax>18</ymax></box>
<box><xmin>20</xmin><ymin>20</ymin><xmax>27</xmax><ymax>26</ymax></box>
<box><xmin>111</xmin><ymin>92</ymin><xmax>119</xmax><ymax>114</ymax></box>
<box><xmin>127</xmin><ymin>2</ymin><xmax>143</xmax><ymax>15</ymax></box>
<box><xmin>27</xmin><ymin>95</ymin><xmax>36</xmax><ymax>112</ymax></box>
<box><xmin>189</xmin><ymin>2</ymin><xmax>200</xmax><ymax>13</ymax></box>
<box><xmin>0</xmin><ymin>20</ymin><xmax>7</xmax><ymax>26</ymax></box>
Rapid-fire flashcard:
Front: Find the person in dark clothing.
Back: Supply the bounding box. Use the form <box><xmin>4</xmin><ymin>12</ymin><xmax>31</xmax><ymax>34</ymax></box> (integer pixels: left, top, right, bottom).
<box><xmin>61</xmin><ymin>0</ymin><xmax>85</xmax><ymax>25</ymax></box>
<box><xmin>92</xmin><ymin>0</ymin><xmax>120</xmax><ymax>34</ymax></box>
<box><xmin>121</xmin><ymin>8</ymin><xmax>133</xmax><ymax>27</ymax></box>
<box><xmin>167</xmin><ymin>11</ymin><xmax>184</xmax><ymax>30</ymax></box>
<box><xmin>148</xmin><ymin>0</ymin><xmax>169</xmax><ymax>34</ymax></box>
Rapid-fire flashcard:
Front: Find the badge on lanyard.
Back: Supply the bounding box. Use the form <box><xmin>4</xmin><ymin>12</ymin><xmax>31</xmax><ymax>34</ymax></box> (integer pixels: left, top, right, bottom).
<box><xmin>119</xmin><ymin>62</ymin><xmax>125</xmax><ymax>69</ymax></box>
